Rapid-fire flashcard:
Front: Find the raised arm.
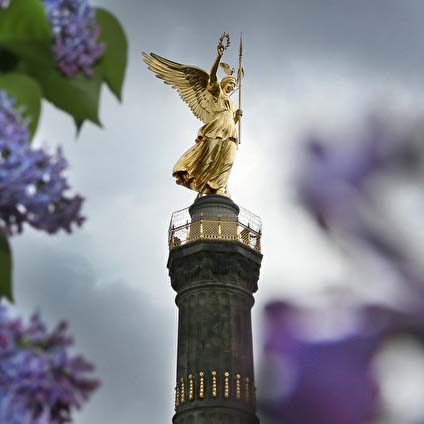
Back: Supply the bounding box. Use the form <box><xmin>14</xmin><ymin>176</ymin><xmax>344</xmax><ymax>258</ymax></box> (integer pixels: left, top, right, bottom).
<box><xmin>209</xmin><ymin>45</ymin><xmax>224</xmax><ymax>83</ymax></box>
<box><xmin>208</xmin><ymin>34</ymin><xmax>231</xmax><ymax>96</ymax></box>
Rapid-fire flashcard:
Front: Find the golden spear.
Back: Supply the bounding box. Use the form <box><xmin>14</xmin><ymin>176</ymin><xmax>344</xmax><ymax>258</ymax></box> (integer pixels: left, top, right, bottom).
<box><xmin>237</xmin><ymin>34</ymin><xmax>244</xmax><ymax>144</ymax></box>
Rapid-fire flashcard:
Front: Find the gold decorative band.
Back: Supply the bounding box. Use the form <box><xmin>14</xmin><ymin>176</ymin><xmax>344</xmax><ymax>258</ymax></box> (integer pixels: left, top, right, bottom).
<box><xmin>236</xmin><ymin>374</ymin><xmax>241</xmax><ymax>399</ymax></box>
<box><xmin>224</xmin><ymin>372</ymin><xmax>230</xmax><ymax>398</ymax></box>
<box><xmin>174</xmin><ymin>370</ymin><xmax>255</xmax><ymax>410</ymax></box>
<box><xmin>199</xmin><ymin>372</ymin><xmax>205</xmax><ymax>399</ymax></box>
<box><xmin>212</xmin><ymin>370</ymin><xmax>217</xmax><ymax>398</ymax></box>
<box><xmin>175</xmin><ymin>385</ymin><xmax>180</xmax><ymax>410</ymax></box>
<box><xmin>180</xmin><ymin>377</ymin><xmax>185</xmax><ymax>404</ymax></box>
<box><xmin>189</xmin><ymin>374</ymin><xmax>194</xmax><ymax>401</ymax></box>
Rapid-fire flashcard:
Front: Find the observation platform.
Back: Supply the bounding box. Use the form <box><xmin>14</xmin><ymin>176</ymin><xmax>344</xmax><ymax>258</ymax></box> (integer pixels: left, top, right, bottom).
<box><xmin>168</xmin><ymin>195</ymin><xmax>262</xmax><ymax>253</ymax></box>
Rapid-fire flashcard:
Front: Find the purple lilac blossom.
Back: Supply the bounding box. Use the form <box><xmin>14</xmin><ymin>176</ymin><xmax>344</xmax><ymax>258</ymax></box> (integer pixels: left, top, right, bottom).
<box><xmin>259</xmin><ymin>301</ymin><xmax>379</xmax><ymax>424</ymax></box>
<box><xmin>293</xmin><ymin>119</ymin><xmax>424</xmax><ymax>423</ymax></box>
<box><xmin>42</xmin><ymin>0</ymin><xmax>105</xmax><ymax>77</ymax></box>
<box><xmin>298</xmin><ymin>124</ymin><xmax>385</xmax><ymax>233</ymax></box>
<box><xmin>297</xmin><ymin>119</ymin><xmax>424</xmax><ymax>299</ymax></box>
<box><xmin>0</xmin><ymin>303</ymin><xmax>99</xmax><ymax>424</ymax></box>
<box><xmin>0</xmin><ymin>0</ymin><xmax>9</xmax><ymax>9</ymax></box>
<box><xmin>297</xmin><ymin>117</ymin><xmax>424</xmax><ymax>243</ymax></box>
<box><xmin>0</xmin><ymin>90</ymin><xmax>84</xmax><ymax>235</ymax></box>
<box><xmin>297</xmin><ymin>121</ymin><xmax>415</xmax><ymax>264</ymax></box>
<box><xmin>259</xmin><ymin>301</ymin><xmax>424</xmax><ymax>423</ymax></box>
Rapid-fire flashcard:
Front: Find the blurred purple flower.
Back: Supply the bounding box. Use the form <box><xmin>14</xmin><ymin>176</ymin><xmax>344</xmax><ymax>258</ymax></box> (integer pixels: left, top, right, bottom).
<box><xmin>0</xmin><ymin>0</ymin><xmax>9</xmax><ymax>9</ymax></box>
<box><xmin>42</xmin><ymin>0</ymin><xmax>105</xmax><ymax>77</ymax></box>
<box><xmin>298</xmin><ymin>117</ymin><xmax>424</xmax><ymax>299</ymax></box>
<box><xmin>0</xmin><ymin>303</ymin><xmax>99</xmax><ymax>424</ymax></box>
<box><xmin>297</xmin><ymin>116</ymin><xmax>424</xmax><ymax>240</ymax></box>
<box><xmin>298</xmin><ymin>121</ymin><xmax>386</xmax><ymax>233</ymax></box>
<box><xmin>258</xmin><ymin>301</ymin><xmax>424</xmax><ymax>424</ymax></box>
<box><xmin>293</xmin><ymin>117</ymin><xmax>424</xmax><ymax>423</ymax></box>
<box><xmin>0</xmin><ymin>90</ymin><xmax>85</xmax><ymax>235</ymax></box>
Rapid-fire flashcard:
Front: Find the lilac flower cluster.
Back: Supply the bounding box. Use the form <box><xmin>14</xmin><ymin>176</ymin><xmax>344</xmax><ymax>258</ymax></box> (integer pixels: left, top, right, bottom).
<box><xmin>0</xmin><ymin>90</ymin><xmax>84</xmax><ymax>235</ymax></box>
<box><xmin>0</xmin><ymin>0</ymin><xmax>9</xmax><ymax>10</ymax></box>
<box><xmin>290</xmin><ymin>119</ymin><xmax>424</xmax><ymax>422</ymax></box>
<box><xmin>0</xmin><ymin>303</ymin><xmax>99</xmax><ymax>424</ymax></box>
<box><xmin>259</xmin><ymin>301</ymin><xmax>424</xmax><ymax>423</ymax></box>
<box><xmin>259</xmin><ymin>301</ymin><xmax>381</xmax><ymax>424</ymax></box>
<box><xmin>298</xmin><ymin>118</ymin><xmax>424</xmax><ymax>290</ymax></box>
<box><xmin>42</xmin><ymin>0</ymin><xmax>105</xmax><ymax>77</ymax></box>
<box><xmin>298</xmin><ymin>124</ymin><xmax>385</xmax><ymax>234</ymax></box>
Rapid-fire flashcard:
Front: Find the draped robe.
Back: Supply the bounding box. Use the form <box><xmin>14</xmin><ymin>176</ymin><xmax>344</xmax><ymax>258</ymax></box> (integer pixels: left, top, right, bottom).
<box><xmin>172</xmin><ymin>82</ymin><xmax>237</xmax><ymax>196</ymax></box>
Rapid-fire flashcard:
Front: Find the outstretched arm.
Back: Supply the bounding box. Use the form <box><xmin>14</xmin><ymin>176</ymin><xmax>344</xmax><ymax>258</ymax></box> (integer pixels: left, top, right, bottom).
<box><xmin>209</xmin><ymin>45</ymin><xmax>224</xmax><ymax>83</ymax></box>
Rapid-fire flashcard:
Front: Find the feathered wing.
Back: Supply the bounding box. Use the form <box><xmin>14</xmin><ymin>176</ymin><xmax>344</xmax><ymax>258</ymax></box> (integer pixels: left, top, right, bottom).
<box><xmin>142</xmin><ymin>52</ymin><xmax>212</xmax><ymax>123</ymax></box>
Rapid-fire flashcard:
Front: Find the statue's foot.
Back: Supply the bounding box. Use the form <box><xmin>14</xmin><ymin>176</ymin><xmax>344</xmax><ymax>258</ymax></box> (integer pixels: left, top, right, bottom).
<box><xmin>216</xmin><ymin>188</ymin><xmax>230</xmax><ymax>197</ymax></box>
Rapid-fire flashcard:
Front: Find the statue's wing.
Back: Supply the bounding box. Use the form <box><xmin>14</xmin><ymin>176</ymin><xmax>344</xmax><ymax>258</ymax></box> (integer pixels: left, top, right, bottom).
<box><xmin>142</xmin><ymin>52</ymin><xmax>211</xmax><ymax>123</ymax></box>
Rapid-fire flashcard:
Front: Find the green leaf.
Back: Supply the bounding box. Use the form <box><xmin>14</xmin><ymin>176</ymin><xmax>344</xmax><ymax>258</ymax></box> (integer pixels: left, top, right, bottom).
<box><xmin>0</xmin><ymin>73</ymin><xmax>42</xmax><ymax>141</ymax></box>
<box><xmin>0</xmin><ymin>233</ymin><xmax>13</xmax><ymax>302</ymax></box>
<box><xmin>0</xmin><ymin>49</ymin><xmax>19</xmax><ymax>72</ymax></box>
<box><xmin>96</xmin><ymin>8</ymin><xmax>128</xmax><ymax>101</ymax></box>
<box><xmin>0</xmin><ymin>0</ymin><xmax>51</xmax><ymax>42</ymax></box>
<box><xmin>2</xmin><ymin>44</ymin><xmax>102</xmax><ymax>128</ymax></box>
<box><xmin>73</xmin><ymin>117</ymin><xmax>85</xmax><ymax>136</ymax></box>
<box><xmin>0</xmin><ymin>0</ymin><xmax>55</xmax><ymax>72</ymax></box>
<box><xmin>0</xmin><ymin>0</ymin><xmax>102</xmax><ymax>128</ymax></box>
<box><xmin>27</xmin><ymin>64</ymin><xmax>103</xmax><ymax>126</ymax></box>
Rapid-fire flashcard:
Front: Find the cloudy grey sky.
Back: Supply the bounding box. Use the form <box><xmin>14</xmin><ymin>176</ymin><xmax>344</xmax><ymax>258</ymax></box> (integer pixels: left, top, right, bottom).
<box><xmin>9</xmin><ymin>0</ymin><xmax>424</xmax><ymax>422</ymax></box>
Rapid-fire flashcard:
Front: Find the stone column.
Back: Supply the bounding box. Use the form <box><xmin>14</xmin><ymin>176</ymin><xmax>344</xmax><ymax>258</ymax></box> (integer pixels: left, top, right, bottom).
<box><xmin>168</xmin><ymin>195</ymin><xmax>262</xmax><ymax>424</ymax></box>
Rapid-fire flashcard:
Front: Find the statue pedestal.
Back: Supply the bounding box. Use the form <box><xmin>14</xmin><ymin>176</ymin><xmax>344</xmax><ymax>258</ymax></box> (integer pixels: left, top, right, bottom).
<box><xmin>168</xmin><ymin>195</ymin><xmax>262</xmax><ymax>424</ymax></box>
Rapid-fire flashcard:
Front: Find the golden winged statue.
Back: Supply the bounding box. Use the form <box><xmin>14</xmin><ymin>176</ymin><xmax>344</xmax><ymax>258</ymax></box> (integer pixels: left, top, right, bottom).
<box><xmin>142</xmin><ymin>33</ymin><xmax>242</xmax><ymax>197</ymax></box>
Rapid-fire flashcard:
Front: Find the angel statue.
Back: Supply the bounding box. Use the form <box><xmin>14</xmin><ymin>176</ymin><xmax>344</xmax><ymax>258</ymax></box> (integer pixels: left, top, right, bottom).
<box><xmin>142</xmin><ymin>33</ymin><xmax>243</xmax><ymax>197</ymax></box>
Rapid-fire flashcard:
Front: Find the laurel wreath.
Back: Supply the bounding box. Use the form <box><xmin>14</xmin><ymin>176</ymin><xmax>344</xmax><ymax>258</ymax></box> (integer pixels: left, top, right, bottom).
<box><xmin>218</xmin><ymin>33</ymin><xmax>231</xmax><ymax>51</ymax></box>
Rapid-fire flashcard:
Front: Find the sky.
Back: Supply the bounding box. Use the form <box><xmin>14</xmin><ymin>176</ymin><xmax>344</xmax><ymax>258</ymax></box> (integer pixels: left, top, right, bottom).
<box><xmin>8</xmin><ymin>0</ymin><xmax>424</xmax><ymax>422</ymax></box>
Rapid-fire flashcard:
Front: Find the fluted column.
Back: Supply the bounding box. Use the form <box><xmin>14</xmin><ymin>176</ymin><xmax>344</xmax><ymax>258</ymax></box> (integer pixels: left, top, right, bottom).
<box><xmin>168</xmin><ymin>195</ymin><xmax>262</xmax><ymax>424</ymax></box>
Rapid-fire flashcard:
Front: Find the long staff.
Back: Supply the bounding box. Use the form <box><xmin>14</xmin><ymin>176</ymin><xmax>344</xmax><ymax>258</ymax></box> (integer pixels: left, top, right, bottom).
<box><xmin>237</xmin><ymin>34</ymin><xmax>243</xmax><ymax>144</ymax></box>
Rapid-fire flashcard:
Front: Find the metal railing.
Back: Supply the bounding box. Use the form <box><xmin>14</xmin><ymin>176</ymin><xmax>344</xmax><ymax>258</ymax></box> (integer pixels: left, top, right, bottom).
<box><xmin>168</xmin><ymin>206</ymin><xmax>262</xmax><ymax>252</ymax></box>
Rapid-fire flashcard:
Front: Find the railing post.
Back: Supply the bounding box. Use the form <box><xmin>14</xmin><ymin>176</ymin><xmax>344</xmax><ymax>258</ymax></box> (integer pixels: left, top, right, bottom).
<box><xmin>185</xmin><ymin>220</ymin><xmax>190</xmax><ymax>243</ymax></box>
<box><xmin>200</xmin><ymin>212</ymin><xmax>204</xmax><ymax>239</ymax></box>
<box><xmin>255</xmin><ymin>230</ymin><xmax>261</xmax><ymax>252</ymax></box>
<box><xmin>170</xmin><ymin>224</ymin><xmax>175</xmax><ymax>248</ymax></box>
